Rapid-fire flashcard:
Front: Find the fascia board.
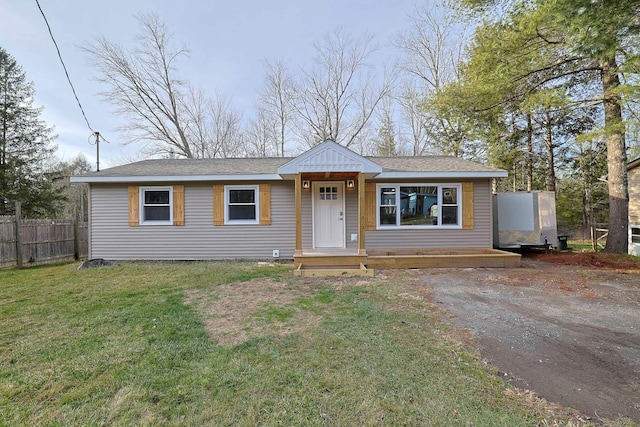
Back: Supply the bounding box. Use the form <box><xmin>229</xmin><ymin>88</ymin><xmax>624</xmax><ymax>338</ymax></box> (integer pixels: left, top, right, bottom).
<box><xmin>375</xmin><ymin>171</ymin><xmax>508</xmax><ymax>179</ymax></box>
<box><xmin>70</xmin><ymin>174</ymin><xmax>284</xmax><ymax>183</ymax></box>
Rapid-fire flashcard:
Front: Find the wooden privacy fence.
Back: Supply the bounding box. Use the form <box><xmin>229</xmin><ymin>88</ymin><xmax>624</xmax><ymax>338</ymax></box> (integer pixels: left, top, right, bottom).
<box><xmin>0</xmin><ymin>205</ymin><xmax>88</xmax><ymax>268</ymax></box>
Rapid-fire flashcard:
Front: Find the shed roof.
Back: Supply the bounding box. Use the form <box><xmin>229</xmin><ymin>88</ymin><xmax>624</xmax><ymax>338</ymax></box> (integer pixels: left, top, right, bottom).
<box><xmin>628</xmin><ymin>156</ymin><xmax>640</xmax><ymax>171</ymax></box>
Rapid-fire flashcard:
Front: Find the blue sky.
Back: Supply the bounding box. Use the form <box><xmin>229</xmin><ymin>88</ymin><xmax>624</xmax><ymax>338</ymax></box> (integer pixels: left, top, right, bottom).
<box><xmin>1</xmin><ymin>0</ymin><xmax>420</xmax><ymax>168</ymax></box>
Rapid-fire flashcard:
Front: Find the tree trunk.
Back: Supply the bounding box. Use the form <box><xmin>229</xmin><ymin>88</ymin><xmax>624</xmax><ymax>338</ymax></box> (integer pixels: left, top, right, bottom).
<box><xmin>545</xmin><ymin>108</ymin><xmax>556</xmax><ymax>192</ymax></box>
<box><xmin>582</xmin><ymin>180</ymin><xmax>593</xmax><ymax>235</ymax></box>
<box><xmin>600</xmin><ymin>56</ymin><xmax>628</xmax><ymax>253</ymax></box>
<box><xmin>526</xmin><ymin>113</ymin><xmax>533</xmax><ymax>192</ymax></box>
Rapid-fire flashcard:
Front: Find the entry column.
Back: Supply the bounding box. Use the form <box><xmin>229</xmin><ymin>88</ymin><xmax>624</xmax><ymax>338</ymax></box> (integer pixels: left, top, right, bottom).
<box><xmin>295</xmin><ymin>174</ymin><xmax>302</xmax><ymax>256</ymax></box>
<box><xmin>358</xmin><ymin>172</ymin><xmax>366</xmax><ymax>255</ymax></box>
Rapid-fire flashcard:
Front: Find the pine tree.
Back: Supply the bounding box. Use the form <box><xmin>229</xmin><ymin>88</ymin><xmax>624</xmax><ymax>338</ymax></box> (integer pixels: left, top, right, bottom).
<box><xmin>375</xmin><ymin>110</ymin><xmax>397</xmax><ymax>156</ymax></box>
<box><xmin>0</xmin><ymin>46</ymin><xmax>62</xmax><ymax>217</ymax></box>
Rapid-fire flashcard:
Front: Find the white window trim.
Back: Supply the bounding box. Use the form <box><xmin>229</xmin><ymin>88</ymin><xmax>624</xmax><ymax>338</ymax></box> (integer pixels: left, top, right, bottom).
<box><xmin>139</xmin><ymin>186</ymin><xmax>173</xmax><ymax>225</ymax></box>
<box><xmin>224</xmin><ymin>185</ymin><xmax>260</xmax><ymax>225</ymax></box>
<box><xmin>375</xmin><ymin>183</ymin><xmax>462</xmax><ymax>230</ymax></box>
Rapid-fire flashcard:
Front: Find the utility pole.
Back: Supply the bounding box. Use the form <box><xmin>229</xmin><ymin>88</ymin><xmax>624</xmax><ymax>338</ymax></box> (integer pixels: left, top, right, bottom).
<box><xmin>95</xmin><ymin>131</ymin><xmax>100</xmax><ymax>171</ymax></box>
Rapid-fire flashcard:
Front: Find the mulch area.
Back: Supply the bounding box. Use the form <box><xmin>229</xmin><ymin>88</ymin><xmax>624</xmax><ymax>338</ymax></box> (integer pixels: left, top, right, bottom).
<box><xmin>526</xmin><ymin>250</ymin><xmax>640</xmax><ymax>270</ymax></box>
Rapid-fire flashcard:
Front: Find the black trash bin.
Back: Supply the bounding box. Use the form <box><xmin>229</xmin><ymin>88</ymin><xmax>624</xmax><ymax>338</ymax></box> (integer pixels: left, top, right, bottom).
<box><xmin>557</xmin><ymin>235</ymin><xmax>568</xmax><ymax>250</ymax></box>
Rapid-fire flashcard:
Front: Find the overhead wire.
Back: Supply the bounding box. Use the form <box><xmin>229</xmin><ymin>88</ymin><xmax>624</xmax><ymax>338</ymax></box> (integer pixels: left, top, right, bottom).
<box><xmin>34</xmin><ymin>0</ymin><xmax>95</xmax><ymax>134</ymax></box>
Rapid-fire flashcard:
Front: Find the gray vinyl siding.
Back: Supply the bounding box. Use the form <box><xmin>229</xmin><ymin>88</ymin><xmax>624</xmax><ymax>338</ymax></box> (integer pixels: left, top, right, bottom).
<box><xmin>345</xmin><ymin>190</ymin><xmax>359</xmax><ymax>249</ymax></box>
<box><xmin>89</xmin><ymin>178</ymin><xmax>494</xmax><ymax>260</ymax></box>
<box><xmin>90</xmin><ymin>181</ymin><xmax>295</xmax><ymax>260</ymax></box>
<box><xmin>365</xmin><ymin>179</ymin><xmax>493</xmax><ymax>249</ymax></box>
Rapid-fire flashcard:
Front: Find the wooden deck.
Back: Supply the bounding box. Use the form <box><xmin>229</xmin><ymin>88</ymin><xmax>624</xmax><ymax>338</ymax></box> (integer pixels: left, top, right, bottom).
<box><xmin>294</xmin><ymin>248</ymin><xmax>520</xmax><ymax>276</ymax></box>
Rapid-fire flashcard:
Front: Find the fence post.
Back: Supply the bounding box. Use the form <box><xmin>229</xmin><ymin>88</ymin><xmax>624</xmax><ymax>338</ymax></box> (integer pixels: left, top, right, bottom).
<box><xmin>74</xmin><ymin>207</ymin><xmax>80</xmax><ymax>260</ymax></box>
<box><xmin>15</xmin><ymin>202</ymin><xmax>23</xmax><ymax>268</ymax></box>
<box><xmin>591</xmin><ymin>224</ymin><xmax>597</xmax><ymax>251</ymax></box>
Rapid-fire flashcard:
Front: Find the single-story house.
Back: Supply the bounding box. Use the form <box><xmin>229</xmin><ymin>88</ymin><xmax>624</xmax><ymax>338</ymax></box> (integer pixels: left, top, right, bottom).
<box><xmin>71</xmin><ymin>140</ymin><xmax>520</xmax><ymax>273</ymax></box>
<box><xmin>628</xmin><ymin>156</ymin><xmax>640</xmax><ymax>256</ymax></box>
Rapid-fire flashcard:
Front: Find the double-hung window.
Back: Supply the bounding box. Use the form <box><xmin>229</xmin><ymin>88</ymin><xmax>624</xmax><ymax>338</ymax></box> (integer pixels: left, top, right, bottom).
<box><xmin>140</xmin><ymin>186</ymin><xmax>173</xmax><ymax>225</ymax></box>
<box><xmin>377</xmin><ymin>184</ymin><xmax>461</xmax><ymax>228</ymax></box>
<box><xmin>225</xmin><ymin>185</ymin><xmax>259</xmax><ymax>224</ymax></box>
<box><xmin>631</xmin><ymin>226</ymin><xmax>640</xmax><ymax>244</ymax></box>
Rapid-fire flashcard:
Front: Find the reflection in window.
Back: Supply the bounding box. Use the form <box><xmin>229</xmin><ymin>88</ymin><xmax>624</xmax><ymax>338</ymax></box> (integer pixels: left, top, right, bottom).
<box><xmin>377</xmin><ymin>184</ymin><xmax>460</xmax><ymax>227</ymax></box>
<box><xmin>399</xmin><ymin>186</ymin><xmax>437</xmax><ymax>226</ymax></box>
<box><xmin>379</xmin><ymin>187</ymin><xmax>397</xmax><ymax>225</ymax></box>
<box><xmin>442</xmin><ymin>187</ymin><xmax>458</xmax><ymax>225</ymax></box>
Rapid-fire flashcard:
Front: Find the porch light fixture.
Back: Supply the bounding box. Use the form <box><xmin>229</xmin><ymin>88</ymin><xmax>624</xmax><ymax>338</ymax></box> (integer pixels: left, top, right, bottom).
<box><xmin>302</xmin><ymin>179</ymin><xmax>311</xmax><ymax>190</ymax></box>
<box><xmin>346</xmin><ymin>179</ymin><xmax>355</xmax><ymax>189</ymax></box>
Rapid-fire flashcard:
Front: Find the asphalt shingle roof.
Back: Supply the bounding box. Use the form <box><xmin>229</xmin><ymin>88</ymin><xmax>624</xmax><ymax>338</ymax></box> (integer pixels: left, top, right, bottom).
<box><xmin>77</xmin><ymin>155</ymin><xmax>504</xmax><ymax>178</ymax></box>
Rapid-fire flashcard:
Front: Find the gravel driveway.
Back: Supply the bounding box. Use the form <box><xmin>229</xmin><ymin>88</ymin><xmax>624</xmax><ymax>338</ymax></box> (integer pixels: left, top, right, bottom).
<box><xmin>422</xmin><ymin>258</ymin><xmax>640</xmax><ymax>423</ymax></box>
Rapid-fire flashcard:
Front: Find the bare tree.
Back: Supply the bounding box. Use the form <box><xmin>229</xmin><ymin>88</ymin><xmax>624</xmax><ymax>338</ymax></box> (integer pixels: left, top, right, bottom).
<box><xmin>84</xmin><ymin>13</ymin><xmax>199</xmax><ymax>158</ymax></box>
<box><xmin>183</xmin><ymin>86</ymin><xmax>212</xmax><ymax>158</ymax></box>
<box><xmin>396</xmin><ymin>80</ymin><xmax>434</xmax><ymax>155</ymax></box>
<box><xmin>294</xmin><ymin>28</ymin><xmax>393</xmax><ymax>149</ymax></box>
<box><xmin>208</xmin><ymin>93</ymin><xmax>244</xmax><ymax>158</ymax></box>
<box><xmin>395</xmin><ymin>5</ymin><xmax>466</xmax><ymax>93</ymax></box>
<box><xmin>395</xmin><ymin>5</ymin><xmax>472</xmax><ymax>157</ymax></box>
<box><xmin>256</xmin><ymin>60</ymin><xmax>296</xmax><ymax>157</ymax></box>
<box><xmin>245</xmin><ymin>107</ymin><xmax>277</xmax><ymax>157</ymax></box>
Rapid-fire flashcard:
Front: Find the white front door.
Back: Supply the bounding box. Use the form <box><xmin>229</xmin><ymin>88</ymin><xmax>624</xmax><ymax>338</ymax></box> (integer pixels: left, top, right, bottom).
<box><xmin>313</xmin><ymin>182</ymin><xmax>345</xmax><ymax>248</ymax></box>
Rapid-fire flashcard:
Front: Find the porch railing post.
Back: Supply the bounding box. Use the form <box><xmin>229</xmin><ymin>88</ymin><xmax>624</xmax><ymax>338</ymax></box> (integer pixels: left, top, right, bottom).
<box><xmin>295</xmin><ymin>174</ymin><xmax>302</xmax><ymax>255</ymax></box>
<box><xmin>358</xmin><ymin>172</ymin><xmax>366</xmax><ymax>254</ymax></box>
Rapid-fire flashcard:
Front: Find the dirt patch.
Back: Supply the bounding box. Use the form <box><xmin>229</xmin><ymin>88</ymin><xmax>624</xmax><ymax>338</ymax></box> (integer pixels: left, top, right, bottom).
<box><xmin>185</xmin><ymin>278</ymin><xmax>316</xmax><ymax>346</ymax></box>
<box><xmin>528</xmin><ymin>250</ymin><xmax>640</xmax><ymax>270</ymax></box>
<box><xmin>423</xmin><ymin>252</ymin><xmax>640</xmax><ymax>424</ymax></box>
<box><xmin>185</xmin><ymin>276</ymin><xmax>373</xmax><ymax>347</ymax></box>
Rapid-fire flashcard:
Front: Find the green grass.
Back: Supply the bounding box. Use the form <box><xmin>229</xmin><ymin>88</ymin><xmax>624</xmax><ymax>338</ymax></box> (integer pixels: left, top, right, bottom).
<box><xmin>0</xmin><ymin>261</ymin><xmax>603</xmax><ymax>426</ymax></box>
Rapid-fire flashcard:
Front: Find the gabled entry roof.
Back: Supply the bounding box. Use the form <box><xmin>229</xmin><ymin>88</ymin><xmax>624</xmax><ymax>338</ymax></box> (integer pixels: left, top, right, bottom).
<box><xmin>277</xmin><ymin>140</ymin><xmax>383</xmax><ymax>177</ymax></box>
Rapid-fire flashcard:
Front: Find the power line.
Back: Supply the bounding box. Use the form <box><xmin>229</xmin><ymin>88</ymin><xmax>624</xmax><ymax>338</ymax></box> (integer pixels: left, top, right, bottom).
<box><xmin>34</xmin><ymin>0</ymin><xmax>95</xmax><ymax>133</ymax></box>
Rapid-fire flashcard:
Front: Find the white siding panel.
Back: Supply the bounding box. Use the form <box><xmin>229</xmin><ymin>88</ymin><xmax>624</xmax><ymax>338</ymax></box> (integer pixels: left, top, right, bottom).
<box><xmin>91</xmin><ymin>182</ymin><xmax>296</xmax><ymax>260</ymax></box>
<box><xmin>630</xmin><ymin>167</ymin><xmax>640</xmax><ymax>224</ymax></box>
<box><xmin>365</xmin><ymin>179</ymin><xmax>493</xmax><ymax>249</ymax></box>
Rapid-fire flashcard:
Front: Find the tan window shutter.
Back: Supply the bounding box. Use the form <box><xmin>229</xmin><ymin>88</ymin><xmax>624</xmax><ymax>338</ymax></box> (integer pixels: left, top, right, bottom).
<box><xmin>462</xmin><ymin>182</ymin><xmax>474</xmax><ymax>230</ymax></box>
<box><xmin>259</xmin><ymin>184</ymin><xmax>271</xmax><ymax>225</ymax></box>
<box><xmin>173</xmin><ymin>185</ymin><xmax>185</xmax><ymax>226</ymax></box>
<box><xmin>128</xmin><ymin>186</ymin><xmax>139</xmax><ymax>226</ymax></box>
<box><xmin>213</xmin><ymin>185</ymin><xmax>224</xmax><ymax>225</ymax></box>
<box><xmin>365</xmin><ymin>182</ymin><xmax>376</xmax><ymax>230</ymax></box>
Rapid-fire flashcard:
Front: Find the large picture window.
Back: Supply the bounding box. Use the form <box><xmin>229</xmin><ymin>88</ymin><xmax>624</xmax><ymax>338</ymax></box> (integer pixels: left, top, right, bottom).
<box><xmin>140</xmin><ymin>186</ymin><xmax>173</xmax><ymax>225</ymax></box>
<box><xmin>225</xmin><ymin>185</ymin><xmax>259</xmax><ymax>224</ymax></box>
<box><xmin>377</xmin><ymin>184</ymin><xmax>461</xmax><ymax>228</ymax></box>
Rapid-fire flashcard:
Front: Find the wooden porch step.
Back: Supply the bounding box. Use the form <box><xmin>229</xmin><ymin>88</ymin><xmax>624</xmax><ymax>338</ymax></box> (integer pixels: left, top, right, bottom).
<box><xmin>293</xmin><ymin>254</ymin><xmax>367</xmax><ymax>268</ymax></box>
<box><xmin>294</xmin><ymin>263</ymin><xmax>374</xmax><ymax>277</ymax></box>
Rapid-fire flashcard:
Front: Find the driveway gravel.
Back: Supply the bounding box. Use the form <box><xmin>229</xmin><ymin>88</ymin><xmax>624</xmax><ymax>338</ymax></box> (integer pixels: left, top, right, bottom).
<box><xmin>422</xmin><ymin>257</ymin><xmax>640</xmax><ymax>423</ymax></box>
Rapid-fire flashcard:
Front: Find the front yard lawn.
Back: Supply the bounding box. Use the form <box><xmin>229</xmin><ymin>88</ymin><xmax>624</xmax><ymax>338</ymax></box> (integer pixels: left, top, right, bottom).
<box><xmin>0</xmin><ymin>261</ymin><xmax>585</xmax><ymax>425</ymax></box>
